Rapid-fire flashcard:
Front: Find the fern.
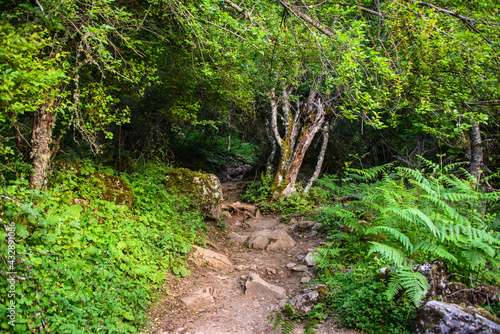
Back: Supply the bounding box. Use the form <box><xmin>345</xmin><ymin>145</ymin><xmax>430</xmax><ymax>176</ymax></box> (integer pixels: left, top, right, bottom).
<box><xmin>268</xmin><ymin>310</ymin><xmax>295</xmax><ymax>334</ymax></box>
<box><xmin>368</xmin><ymin>242</ymin><xmax>406</xmax><ymax>267</ymax></box>
<box><xmin>386</xmin><ymin>267</ymin><xmax>429</xmax><ymax>306</ymax></box>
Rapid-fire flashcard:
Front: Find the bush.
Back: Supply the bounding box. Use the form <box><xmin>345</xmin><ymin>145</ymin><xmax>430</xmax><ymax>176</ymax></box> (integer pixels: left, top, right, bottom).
<box><xmin>326</xmin><ymin>266</ymin><xmax>417</xmax><ymax>334</ymax></box>
<box><xmin>0</xmin><ymin>161</ymin><xmax>207</xmax><ymax>333</ymax></box>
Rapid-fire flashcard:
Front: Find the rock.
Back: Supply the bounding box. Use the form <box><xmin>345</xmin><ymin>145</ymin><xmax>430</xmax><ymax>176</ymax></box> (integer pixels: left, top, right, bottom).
<box><xmin>288</xmin><ymin>285</ymin><xmax>328</xmax><ymax>315</ymax></box>
<box><xmin>235</xmin><ymin>265</ymin><xmax>249</xmax><ymax>271</ymax></box>
<box><xmin>54</xmin><ymin>160</ymin><xmax>135</xmax><ymax>207</ymax></box>
<box><xmin>305</xmin><ymin>252</ymin><xmax>318</xmax><ymax>266</ymax></box>
<box><xmin>245</xmin><ymin>273</ymin><xmax>286</xmax><ymax>300</ymax></box>
<box><xmin>229</xmin><ymin>232</ymin><xmax>249</xmax><ymax>247</ymax></box>
<box><xmin>267</xmin><ymin>268</ymin><xmax>277</xmax><ymax>275</ymax></box>
<box><xmin>221</xmin><ymin>211</ymin><xmax>232</xmax><ymax>220</ymax></box>
<box><xmin>301</xmin><ymin>276</ymin><xmax>312</xmax><ymax>284</ymax></box>
<box><xmin>247</xmin><ymin>230</ymin><xmax>296</xmax><ymax>251</ymax></box>
<box><xmin>217</xmin><ymin>164</ymin><xmax>252</xmax><ymax>183</ymax></box>
<box><xmin>286</xmin><ymin>263</ymin><xmax>297</xmax><ymax>268</ymax></box>
<box><xmin>190</xmin><ymin>246</ymin><xmax>232</xmax><ymax>270</ymax></box>
<box><xmin>414</xmin><ymin>300</ymin><xmax>500</xmax><ymax>334</ymax></box>
<box><xmin>163</xmin><ymin>168</ymin><xmax>223</xmax><ymax>219</ymax></box>
<box><xmin>230</xmin><ymin>202</ymin><xmax>257</xmax><ymax>217</ymax></box>
<box><xmin>181</xmin><ymin>287</ymin><xmax>218</xmax><ymax>312</ymax></box>
<box><xmin>291</xmin><ymin>265</ymin><xmax>308</xmax><ymax>272</ymax></box>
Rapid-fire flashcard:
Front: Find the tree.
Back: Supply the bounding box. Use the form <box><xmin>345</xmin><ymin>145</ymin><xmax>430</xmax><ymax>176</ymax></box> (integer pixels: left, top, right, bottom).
<box><xmin>1</xmin><ymin>0</ymin><xmax>153</xmax><ymax>188</ymax></box>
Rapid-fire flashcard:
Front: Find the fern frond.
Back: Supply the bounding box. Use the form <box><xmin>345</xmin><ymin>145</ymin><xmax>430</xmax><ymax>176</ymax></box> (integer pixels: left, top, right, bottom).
<box><xmin>365</xmin><ymin>226</ymin><xmax>413</xmax><ymax>253</ymax></box>
<box><xmin>368</xmin><ymin>242</ymin><xmax>406</xmax><ymax>267</ymax></box>
<box><xmin>414</xmin><ymin>241</ymin><xmax>457</xmax><ymax>263</ymax></box>
<box><xmin>386</xmin><ymin>267</ymin><xmax>429</xmax><ymax>306</ymax></box>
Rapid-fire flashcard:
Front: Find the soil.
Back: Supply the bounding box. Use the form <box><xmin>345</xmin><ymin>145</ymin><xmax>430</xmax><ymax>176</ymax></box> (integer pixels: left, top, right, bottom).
<box><xmin>145</xmin><ymin>182</ymin><xmax>359</xmax><ymax>334</ymax></box>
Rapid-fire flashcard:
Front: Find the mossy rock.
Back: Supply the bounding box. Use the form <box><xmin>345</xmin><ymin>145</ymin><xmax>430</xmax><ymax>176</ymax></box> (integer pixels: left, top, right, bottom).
<box><xmin>92</xmin><ymin>171</ymin><xmax>135</xmax><ymax>207</ymax></box>
<box><xmin>163</xmin><ymin>168</ymin><xmax>223</xmax><ymax>219</ymax></box>
<box><xmin>52</xmin><ymin>160</ymin><xmax>135</xmax><ymax>207</ymax></box>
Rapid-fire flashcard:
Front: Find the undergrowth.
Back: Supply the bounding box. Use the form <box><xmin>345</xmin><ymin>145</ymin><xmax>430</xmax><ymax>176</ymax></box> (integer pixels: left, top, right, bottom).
<box><xmin>0</xmin><ymin>160</ymin><xmax>207</xmax><ymax>333</ymax></box>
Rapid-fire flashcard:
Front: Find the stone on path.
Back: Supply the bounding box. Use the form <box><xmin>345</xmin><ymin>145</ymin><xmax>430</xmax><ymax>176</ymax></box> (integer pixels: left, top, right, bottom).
<box><xmin>288</xmin><ymin>285</ymin><xmax>328</xmax><ymax>315</ymax></box>
<box><xmin>245</xmin><ymin>273</ymin><xmax>286</xmax><ymax>300</ymax></box>
<box><xmin>247</xmin><ymin>230</ymin><xmax>296</xmax><ymax>251</ymax></box>
<box><xmin>190</xmin><ymin>246</ymin><xmax>232</xmax><ymax>270</ymax></box>
<box><xmin>181</xmin><ymin>287</ymin><xmax>218</xmax><ymax>312</ymax></box>
<box><xmin>414</xmin><ymin>300</ymin><xmax>500</xmax><ymax>334</ymax></box>
<box><xmin>305</xmin><ymin>252</ymin><xmax>319</xmax><ymax>266</ymax></box>
<box><xmin>291</xmin><ymin>265</ymin><xmax>308</xmax><ymax>272</ymax></box>
<box><xmin>228</xmin><ymin>232</ymin><xmax>249</xmax><ymax>247</ymax></box>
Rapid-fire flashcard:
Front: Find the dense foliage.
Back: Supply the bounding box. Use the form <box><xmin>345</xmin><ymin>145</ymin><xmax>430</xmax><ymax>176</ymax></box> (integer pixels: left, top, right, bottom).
<box><xmin>0</xmin><ymin>161</ymin><xmax>207</xmax><ymax>332</ymax></box>
<box><xmin>1</xmin><ymin>0</ymin><xmax>500</xmax><ymax>333</ymax></box>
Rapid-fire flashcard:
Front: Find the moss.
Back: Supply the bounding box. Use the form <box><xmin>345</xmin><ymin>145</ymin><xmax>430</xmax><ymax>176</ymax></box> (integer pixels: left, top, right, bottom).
<box><xmin>163</xmin><ymin>168</ymin><xmax>222</xmax><ymax>219</ymax></box>
<box><xmin>92</xmin><ymin>171</ymin><xmax>135</xmax><ymax>207</ymax></box>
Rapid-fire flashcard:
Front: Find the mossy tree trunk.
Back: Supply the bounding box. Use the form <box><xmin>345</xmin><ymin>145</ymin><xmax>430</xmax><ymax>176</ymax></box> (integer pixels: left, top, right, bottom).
<box><xmin>29</xmin><ymin>102</ymin><xmax>56</xmax><ymax>190</ymax></box>
<box><xmin>268</xmin><ymin>86</ymin><xmax>328</xmax><ymax>199</ymax></box>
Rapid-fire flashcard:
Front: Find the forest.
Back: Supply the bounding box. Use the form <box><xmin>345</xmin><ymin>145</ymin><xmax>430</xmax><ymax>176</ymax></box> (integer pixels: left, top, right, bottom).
<box><xmin>1</xmin><ymin>0</ymin><xmax>499</xmax><ymax>333</ymax></box>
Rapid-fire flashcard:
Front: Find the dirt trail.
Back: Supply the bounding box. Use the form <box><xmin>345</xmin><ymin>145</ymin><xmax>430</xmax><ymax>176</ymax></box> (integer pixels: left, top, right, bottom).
<box><xmin>146</xmin><ymin>182</ymin><xmax>358</xmax><ymax>334</ymax></box>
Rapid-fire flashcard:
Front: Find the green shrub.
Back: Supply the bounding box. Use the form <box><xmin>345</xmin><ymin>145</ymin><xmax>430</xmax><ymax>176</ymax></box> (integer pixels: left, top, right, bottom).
<box><xmin>0</xmin><ymin>161</ymin><xmax>206</xmax><ymax>332</ymax></box>
<box><xmin>326</xmin><ymin>265</ymin><xmax>417</xmax><ymax>334</ymax></box>
<box><xmin>315</xmin><ymin>158</ymin><xmax>500</xmax><ymax>306</ymax></box>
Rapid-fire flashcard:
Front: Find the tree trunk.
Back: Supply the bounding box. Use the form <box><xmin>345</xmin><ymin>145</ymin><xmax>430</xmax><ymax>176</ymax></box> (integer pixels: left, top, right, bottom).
<box><xmin>305</xmin><ymin>121</ymin><xmax>329</xmax><ymax>192</ymax></box>
<box><xmin>468</xmin><ymin>122</ymin><xmax>483</xmax><ymax>182</ymax></box>
<box><xmin>29</xmin><ymin>103</ymin><xmax>55</xmax><ymax>189</ymax></box>
<box><xmin>268</xmin><ymin>86</ymin><xmax>328</xmax><ymax>199</ymax></box>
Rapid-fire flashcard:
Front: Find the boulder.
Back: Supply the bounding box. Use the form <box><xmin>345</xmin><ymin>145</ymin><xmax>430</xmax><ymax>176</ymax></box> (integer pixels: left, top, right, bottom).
<box><xmin>229</xmin><ymin>202</ymin><xmax>257</xmax><ymax>217</ymax></box>
<box><xmin>414</xmin><ymin>300</ymin><xmax>500</xmax><ymax>334</ymax></box>
<box><xmin>245</xmin><ymin>273</ymin><xmax>286</xmax><ymax>300</ymax></box>
<box><xmin>163</xmin><ymin>168</ymin><xmax>223</xmax><ymax>219</ymax></box>
<box><xmin>288</xmin><ymin>285</ymin><xmax>329</xmax><ymax>315</ymax></box>
<box><xmin>228</xmin><ymin>232</ymin><xmax>249</xmax><ymax>247</ymax></box>
<box><xmin>190</xmin><ymin>246</ymin><xmax>232</xmax><ymax>270</ymax></box>
<box><xmin>181</xmin><ymin>287</ymin><xmax>218</xmax><ymax>312</ymax></box>
<box><xmin>247</xmin><ymin>230</ymin><xmax>296</xmax><ymax>251</ymax></box>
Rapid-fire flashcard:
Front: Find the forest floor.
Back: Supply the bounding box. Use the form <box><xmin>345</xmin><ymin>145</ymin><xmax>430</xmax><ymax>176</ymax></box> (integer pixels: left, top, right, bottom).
<box><xmin>145</xmin><ymin>182</ymin><xmax>359</xmax><ymax>334</ymax></box>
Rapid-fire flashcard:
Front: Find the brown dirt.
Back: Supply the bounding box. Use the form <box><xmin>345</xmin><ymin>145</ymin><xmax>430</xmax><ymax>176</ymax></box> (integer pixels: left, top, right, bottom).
<box><xmin>145</xmin><ymin>184</ymin><xmax>359</xmax><ymax>334</ymax></box>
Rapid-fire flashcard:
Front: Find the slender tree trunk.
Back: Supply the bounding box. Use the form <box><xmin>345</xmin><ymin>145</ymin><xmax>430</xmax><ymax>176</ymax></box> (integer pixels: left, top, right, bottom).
<box><xmin>265</xmin><ymin>119</ymin><xmax>277</xmax><ymax>172</ymax></box>
<box><xmin>29</xmin><ymin>103</ymin><xmax>55</xmax><ymax>189</ymax></box>
<box><xmin>268</xmin><ymin>86</ymin><xmax>327</xmax><ymax>199</ymax></box>
<box><xmin>468</xmin><ymin>122</ymin><xmax>483</xmax><ymax>182</ymax></box>
<box><xmin>305</xmin><ymin>121</ymin><xmax>329</xmax><ymax>192</ymax></box>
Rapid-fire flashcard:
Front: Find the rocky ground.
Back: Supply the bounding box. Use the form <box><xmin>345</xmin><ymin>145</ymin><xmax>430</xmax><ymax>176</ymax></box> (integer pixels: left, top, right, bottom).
<box><xmin>145</xmin><ymin>182</ymin><xmax>358</xmax><ymax>334</ymax></box>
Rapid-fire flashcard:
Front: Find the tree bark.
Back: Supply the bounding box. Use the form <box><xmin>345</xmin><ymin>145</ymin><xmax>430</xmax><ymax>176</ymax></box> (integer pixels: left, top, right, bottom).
<box><xmin>305</xmin><ymin>121</ymin><xmax>329</xmax><ymax>192</ymax></box>
<box><xmin>268</xmin><ymin>86</ymin><xmax>327</xmax><ymax>199</ymax></box>
<box><xmin>468</xmin><ymin>122</ymin><xmax>483</xmax><ymax>182</ymax></box>
<box><xmin>29</xmin><ymin>103</ymin><xmax>55</xmax><ymax>190</ymax></box>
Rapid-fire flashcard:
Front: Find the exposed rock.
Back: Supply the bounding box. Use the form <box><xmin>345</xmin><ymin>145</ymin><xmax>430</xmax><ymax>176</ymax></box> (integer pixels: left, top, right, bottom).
<box><xmin>286</xmin><ymin>263</ymin><xmax>297</xmax><ymax>268</ymax></box>
<box><xmin>217</xmin><ymin>164</ymin><xmax>252</xmax><ymax>183</ymax></box>
<box><xmin>163</xmin><ymin>168</ymin><xmax>223</xmax><ymax>219</ymax></box>
<box><xmin>230</xmin><ymin>202</ymin><xmax>257</xmax><ymax>217</ymax></box>
<box><xmin>190</xmin><ymin>246</ymin><xmax>232</xmax><ymax>270</ymax></box>
<box><xmin>291</xmin><ymin>265</ymin><xmax>309</xmax><ymax>272</ymax></box>
<box><xmin>301</xmin><ymin>276</ymin><xmax>312</xmax><ymax>284</ymax></box>
<box><xmin>235</xmin><ymin>265</ymin><xmax>249</xmax><ymax>271</ymax></box>
<box><xmin>305</xmin><ymin>252</ymin><xmax>318</xmax><ymax>267</ymax></box>
<box><xmin>288</xmin><ymin>285</ymin><xmax>329</xmax><ymax>315</ymax></box>
<box><xmin>414</xmin><ymin>300</ymin><xmax>500</xmax><ymax>334</ymax></box>
<box><xmin>181</xmin><ymin>287</ymin><xmax>218</xmax><ymax>312</ymax></box>
<box><xmin>245</xmin><ymin>273</ymin><xmax>286</xmax><ymax>300</ymax></box>
<box><xmin>228</xmin><ymin>232</ymin><xmax>249</xmax><ymax>247</ymax></box>
<box><xmin>247</xmin><ymin>230</ymin><xmax>296</xmax><ymax>251</ymax></box>
<box><xmin>266</xmin><ymin>268</ymin><xmax>277</xmax><ymax>275</ymax></box>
